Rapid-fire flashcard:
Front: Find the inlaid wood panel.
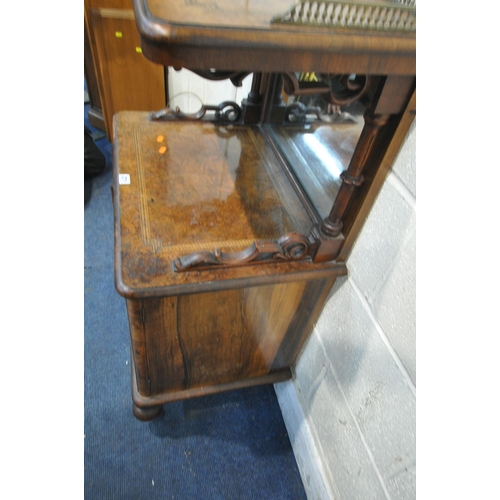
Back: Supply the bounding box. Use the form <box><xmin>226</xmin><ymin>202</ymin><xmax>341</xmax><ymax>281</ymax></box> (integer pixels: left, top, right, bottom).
<box><xmin>113</xmin><ymin>112</ymin><xmax>349</xmax><ymax>297</ymax></box>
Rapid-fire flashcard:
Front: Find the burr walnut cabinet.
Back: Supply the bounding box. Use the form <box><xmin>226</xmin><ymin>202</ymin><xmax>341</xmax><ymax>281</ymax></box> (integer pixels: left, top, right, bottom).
<box><xmin>113</xmin><ymin>0</ymin><xmax>416</xmax><ymax>420</ymax></box>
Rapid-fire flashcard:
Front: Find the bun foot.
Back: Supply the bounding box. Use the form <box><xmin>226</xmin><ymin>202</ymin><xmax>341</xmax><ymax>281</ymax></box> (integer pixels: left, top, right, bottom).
<box><xmin>132</xmin><ymin>403</ymin><xmax>162</xmax><ymax>421</ymax></box>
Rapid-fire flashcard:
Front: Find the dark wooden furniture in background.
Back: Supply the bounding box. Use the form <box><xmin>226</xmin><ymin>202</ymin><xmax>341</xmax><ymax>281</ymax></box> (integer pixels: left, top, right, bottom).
<box><xmin>113</xmin><ymin>0</ymin><xmax>416</xmax><ymax>420</ymax></box>
<box><xmin>84</xmin><ymin>16</ymin><xmax>105</xmax><ymax>131</ymax></box>
<box><xmin>84</xmin><ymin>0</ymin><xmax>167</xmax><ymax>139</ymax></box>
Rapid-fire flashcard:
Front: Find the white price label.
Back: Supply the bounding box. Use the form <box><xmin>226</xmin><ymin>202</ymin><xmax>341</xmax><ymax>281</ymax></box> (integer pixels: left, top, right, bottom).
<box><xmin>119</xmin><ymin>174</ymin><xmax>130</xmax><ymax>185</ymax></box>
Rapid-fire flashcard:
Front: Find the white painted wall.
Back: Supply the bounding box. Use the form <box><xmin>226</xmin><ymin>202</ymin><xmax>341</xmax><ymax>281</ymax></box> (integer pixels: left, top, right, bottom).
<box><xmin>276</xmin><ymin>121</ymin><xmax>416</xmax><ymax>500</ymax></box>
<box><xmin>168</xmin><ymin>68</ymin><xmax>253</xmax><ymax>114</ymax></box>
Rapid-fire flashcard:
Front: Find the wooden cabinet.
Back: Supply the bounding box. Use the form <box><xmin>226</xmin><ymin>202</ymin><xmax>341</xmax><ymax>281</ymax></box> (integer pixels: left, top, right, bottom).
<box><xmin>84</xmin><ymin>0</ymin><xmax>166</xmax><ymax>139</ymax></box>
<box><xmin>113</xmin><ymin>114</ymin><xmax>347</xmax><ymax>419</ymax></box>
<box><xmin>113</xmin><ymin>0</ymin><xmax>416</xmax><ymax>420</ymax></box>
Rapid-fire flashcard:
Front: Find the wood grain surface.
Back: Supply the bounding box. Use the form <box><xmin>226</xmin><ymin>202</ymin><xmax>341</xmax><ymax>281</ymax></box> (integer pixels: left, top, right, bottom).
<box><xmin>127</xmin><ymin>275</ymin><xmax>336</xmax><ymax>401</ymax></box>
<box><xmin>113</xmin><ymin>111</ymin><xmax>347</xmax><ymax>297</ymax></box>
<box><xmin>132</xmin><ymin>0</ymin><xmax>416</xmax><ymax>74</ymax></box>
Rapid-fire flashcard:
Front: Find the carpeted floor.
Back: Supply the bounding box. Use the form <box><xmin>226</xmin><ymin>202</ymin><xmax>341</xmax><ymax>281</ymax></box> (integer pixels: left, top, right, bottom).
<box><xmin>84</xmin><ymin>97</ymin><xmax>307</xmax><ymax>499</ymax></box>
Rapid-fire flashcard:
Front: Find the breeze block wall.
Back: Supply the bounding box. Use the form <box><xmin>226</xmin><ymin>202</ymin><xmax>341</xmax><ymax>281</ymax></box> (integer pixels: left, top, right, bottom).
<box><xmin>276</xmin><ymin>120</ymin><xmax>416</xmax><ymax>500</ymax></box>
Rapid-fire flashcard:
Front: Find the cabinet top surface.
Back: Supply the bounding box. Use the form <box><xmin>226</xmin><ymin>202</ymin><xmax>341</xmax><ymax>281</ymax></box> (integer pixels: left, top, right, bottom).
<box><xmin>113</xmin><ymin>112</ymin><xmax>345</xmax><ymax>297</ymax></box>
<box><xmin>141</xmin><ymin>0</ymin><xmax>414</xmax><ymax>32</ymax></box>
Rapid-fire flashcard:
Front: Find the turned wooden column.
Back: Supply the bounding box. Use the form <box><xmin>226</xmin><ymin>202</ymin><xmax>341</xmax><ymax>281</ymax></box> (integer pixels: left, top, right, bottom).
<box><xmin>248</xmin><ymin>72</ymin><xmax>262</xmax><ymax>104</ymax></box>
<box><xmin>263</xmin><ymin>73</ymin><xmax>287</xmax><ymax>124</ymax></box>
<box><xmin>240</xmin><ymin>72</ymin><xmax>263</xmax><ymax>124</ymax></box>
<box><xmin>320</xmin><ymin>112</ymin><xmax>391</xmax><ymax>238</ymax></box>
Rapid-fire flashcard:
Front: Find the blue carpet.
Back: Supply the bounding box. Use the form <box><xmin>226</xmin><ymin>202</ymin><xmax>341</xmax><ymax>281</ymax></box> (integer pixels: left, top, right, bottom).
<box><xmin>84</xmin><ymin>99</ymin><xmax>307</xmax><ymax>499</ymax></box>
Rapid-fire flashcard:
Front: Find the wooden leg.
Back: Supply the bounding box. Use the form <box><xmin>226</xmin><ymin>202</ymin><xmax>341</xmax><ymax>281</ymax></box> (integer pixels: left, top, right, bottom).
<box><xmin>132</xmin><ymin>403</ymin><xmax>163</xmax><ymax>421</ymax></box>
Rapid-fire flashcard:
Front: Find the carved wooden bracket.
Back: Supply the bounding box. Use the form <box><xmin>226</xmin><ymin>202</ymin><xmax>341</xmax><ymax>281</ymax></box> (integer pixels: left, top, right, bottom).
<box><xmin>282</xmin><ymin>73</ymin><xmax>372</xmax><ymax>106</ymax></box>
<box><xmin>284</xmin><ymin>102</ymin><xmax>323</xmax><ymax>122</ymax></box>
<box><xmin>149</xmin><ymin>101</ymin><xmax>242</xmax><ymax>123</ymax></box>
<box><xmin>172</xmin><ymin>232</ymin><xmax>315</xmax><ymax>272</ymax></box>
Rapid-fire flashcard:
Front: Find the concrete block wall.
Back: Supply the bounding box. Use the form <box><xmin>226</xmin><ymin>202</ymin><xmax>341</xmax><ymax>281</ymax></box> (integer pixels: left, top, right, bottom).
<box><xmin>275</xmin><ymin>120</ymin><xmax>416</xmax><ymax>499</ymax></box>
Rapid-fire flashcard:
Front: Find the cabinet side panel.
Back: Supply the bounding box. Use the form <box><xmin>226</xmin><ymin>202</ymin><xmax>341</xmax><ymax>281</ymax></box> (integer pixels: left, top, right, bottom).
<box><xmin>242</xmin><ymin>281</ymin><xmax>307</xmax><ymax>371</ymax></box>
<box><xmin>272</xmin><ymin>277</ymin><xmax>337</xmax><ymax>370</ymax></box>
<box><xmin>134</xmin><ymin>277</ymin><xmax>335</xmax><ymax>398</ymax></box>
<box><xmin>143</xmin><ymin>297</ymin><xmax>187</xmax><ymax>395</ymax></box>
<box><xmin>175</xmin><ymin>289</ymin><xmax>254</xmax><ymax>389</ymax></box>
<box><xmin>126</xmin><ymin>298</ymin><xmax>150</xmax><ymax>396</ymax></box>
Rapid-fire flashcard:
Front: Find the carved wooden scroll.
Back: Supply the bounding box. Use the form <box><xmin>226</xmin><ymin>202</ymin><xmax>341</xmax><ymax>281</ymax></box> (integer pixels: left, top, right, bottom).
<box><xmin>284</xmin><ymin>102</ymin><xmax>323</xmax><ymax>123</ymax></box>
<box><xmin>149</xmin><ymin>101</ymin><xmax>242</xmax><ymax>123</ymax></box>
<box><xmin>282</xmin><ymin>73</ymin><xmax>372</xmax><ymax>106</ymax></box>
<box><xmin>173</xmin><ymin>232</ymin><xmax>314</xmax><ymax>272</ymax></box>
<box><xmin>280</xmin><ymin>73</ymin><xmax>372</xmax><ymax>123</ymax></box>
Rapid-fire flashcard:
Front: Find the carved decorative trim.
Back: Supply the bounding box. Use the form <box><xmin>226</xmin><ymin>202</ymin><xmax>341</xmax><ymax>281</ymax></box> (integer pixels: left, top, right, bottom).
<box><xmin>284</xmin><ymin>102</ymin><xmax>322</xmax><ymax>123</ymax></box>
<box><xmin>282</xmin><ymin>73</ymin><xmax>372</xmax><ymax>106</ymax></box>
<box><xmin>149</xmin><ymin>101</ymin><xmax>241</xmax><ymax>123</ymax></box>
<box><xmin>282</xmin><ymin>73</ymin><xmax>327</xmax><ymax>97</ymax></box>
<box><xmin>271</xmin><ymin>1</ymin><xmax>416</xmax><ymax>32</ymax></box>
<box><xmin>172</xmin><ymin>232</ymin><xmax>314</xmax><ymax>272</ymax></box>
<box><xmin>328</xmin><ymin>74</ymin><xmax>372</xmax><ymax>105</ymax></box>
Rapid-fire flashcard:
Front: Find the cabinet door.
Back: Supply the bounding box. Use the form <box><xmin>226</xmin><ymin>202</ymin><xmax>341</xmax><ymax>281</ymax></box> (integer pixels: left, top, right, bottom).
<box><xmin>89</xmin><ymin>11</ymin><xmax>166</xmax><ymax>137</ymax></box>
